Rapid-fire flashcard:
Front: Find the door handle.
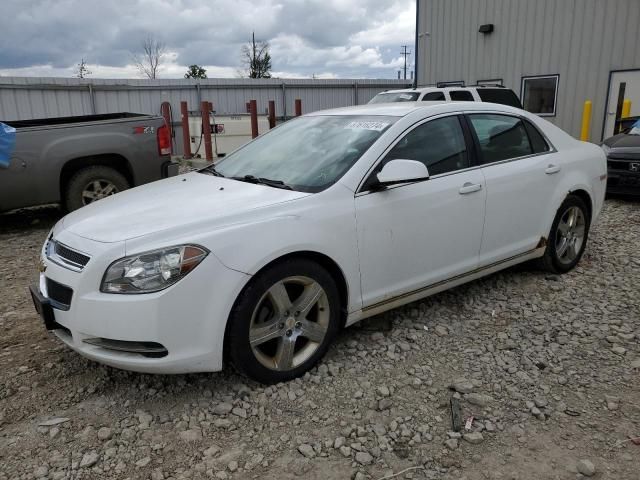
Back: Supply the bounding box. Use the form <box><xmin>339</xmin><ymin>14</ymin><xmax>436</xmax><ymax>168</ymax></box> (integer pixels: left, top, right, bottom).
<box><xmin>459</xmin><ymin>182</ymin><xmax>482</xmax><ymax>194</ymax></box>
<box><xmin>545</xmin><ymin>164</ymin><xmax>561</xmax><ymax>175</ymax></box>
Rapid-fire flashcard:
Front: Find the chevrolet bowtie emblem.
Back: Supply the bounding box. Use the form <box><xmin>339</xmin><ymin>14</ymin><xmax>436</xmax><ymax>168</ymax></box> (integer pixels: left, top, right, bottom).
<box><xmin>38</xmin><ymin>259</ymin><xmax>47</xmax><ymax>273</ymax></box>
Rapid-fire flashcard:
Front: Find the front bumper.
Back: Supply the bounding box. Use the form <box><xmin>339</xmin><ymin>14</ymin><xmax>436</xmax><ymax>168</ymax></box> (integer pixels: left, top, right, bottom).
<box><xmin>606</xmin><ymin>156</ymin><xmax>640</xmax><ymax>194</ymax></box>
<box><xmin>35</xmin><ymin>228</ymin><xmax>249</xmax><ymax>374</ymax></box>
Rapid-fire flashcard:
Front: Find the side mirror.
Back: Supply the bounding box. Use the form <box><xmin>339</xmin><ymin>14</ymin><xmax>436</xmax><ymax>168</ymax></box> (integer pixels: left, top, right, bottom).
<box><xmin>375</xmin><ymin>159</ymin><xmax>430</xmax><ymax>188</ymax></box>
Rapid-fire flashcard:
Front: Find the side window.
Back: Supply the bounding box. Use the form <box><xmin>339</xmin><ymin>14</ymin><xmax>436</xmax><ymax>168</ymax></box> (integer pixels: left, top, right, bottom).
<box><xmin>523</xmin><ymin>119</ymin><xmax>550</xmax><ymax>153</ymax></box>
<box><xmin>382</xmin><ymin>116</ymin><xmax>469</xmax><ymax>176</ymax></box>
<box><xmin>476</xmin><ymin>88</ymin><xmax>523</xmax><ymax>108</ymax></box>
<box><xmin>468</xmin><ymin>114</ymin><xmax>533</xmax><ymax>164</ymax></box>
<box><xmin>422</xmin><ymin>91</ymin><xmax>446</xmax><ymax>101</ymax></box>
<box><xmin>450</xmin><ymin>90</ymin><xmax>475</xmax><ymax>101</ymax></box>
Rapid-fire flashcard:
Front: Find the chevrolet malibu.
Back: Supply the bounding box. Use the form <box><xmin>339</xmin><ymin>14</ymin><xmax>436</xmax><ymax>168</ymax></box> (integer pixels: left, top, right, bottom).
<box><xmin>31</xmin><ymin>102</ymin><xmax>607</xmax><ymax>383</ymax></box>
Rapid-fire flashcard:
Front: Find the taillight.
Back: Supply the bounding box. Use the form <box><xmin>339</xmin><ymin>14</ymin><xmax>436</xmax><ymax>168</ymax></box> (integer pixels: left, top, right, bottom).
<box><xmin>157</xmin><ymin>124</ymin><xmax>171</xmax><ymax>156</ymax></box>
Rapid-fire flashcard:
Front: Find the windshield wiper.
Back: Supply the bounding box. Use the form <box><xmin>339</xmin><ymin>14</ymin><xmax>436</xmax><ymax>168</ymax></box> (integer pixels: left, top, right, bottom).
<box><xmin>231</xmin><ymin>175</ymin><xmax>293</xmax><ymax>190</ymax></box>
<box><xmin>200</xmin><ymin>164</ymin><xmax>225</xmax><ymax>177</ymax></box>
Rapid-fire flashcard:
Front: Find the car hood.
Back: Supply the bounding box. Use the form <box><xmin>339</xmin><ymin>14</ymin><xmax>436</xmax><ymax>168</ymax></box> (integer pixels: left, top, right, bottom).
<box><xmin>62</xmin><ymin>172</ymin><xmax>311</xmax><ymax>242</ymax></box>
<box><xmin>603</xmin><ymin>133</ymin><xmax>640</xmax><ymax>150</ymax></box>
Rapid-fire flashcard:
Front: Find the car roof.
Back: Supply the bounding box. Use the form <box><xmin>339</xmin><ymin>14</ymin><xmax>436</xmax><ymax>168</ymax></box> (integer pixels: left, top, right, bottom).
<box><xmin>307</xmin><ymin>101</ymin><xmax>522</xmax><ymax>118</ymax></box>
<box><xmin>377</xmin><ymin>86</ymin><xmax>499</xmax><ymax>94</ymax></box>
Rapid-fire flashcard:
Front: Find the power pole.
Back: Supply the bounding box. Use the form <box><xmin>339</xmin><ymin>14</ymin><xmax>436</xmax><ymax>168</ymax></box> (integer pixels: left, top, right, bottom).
<box><xmin>400</xmin><ymin>45</ymin><xmax>411</xmax><ymax>80</ymax></box>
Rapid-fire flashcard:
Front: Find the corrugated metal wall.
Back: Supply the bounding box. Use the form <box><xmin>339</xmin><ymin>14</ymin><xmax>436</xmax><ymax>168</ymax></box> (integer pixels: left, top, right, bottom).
<box><xmin>0</xmin><ymin>77</ymin><xmax>410</xmax><ymax>119</ymax></box>
<box><xmin>0</xmin><ymin>77</ymin><xmax>410</xmax><ymax>155</ymax></box>
<box><xmin>417</xmin><ymin>0</ymin><xmax>640</xmax><ymax>140</ymax></box>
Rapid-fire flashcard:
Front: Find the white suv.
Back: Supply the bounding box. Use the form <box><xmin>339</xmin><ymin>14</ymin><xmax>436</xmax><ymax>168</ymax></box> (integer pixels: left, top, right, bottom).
<box><xmin>369</xmin><ymin>85</ymin><xmax>522</xmax><ymax>109</ymax></box>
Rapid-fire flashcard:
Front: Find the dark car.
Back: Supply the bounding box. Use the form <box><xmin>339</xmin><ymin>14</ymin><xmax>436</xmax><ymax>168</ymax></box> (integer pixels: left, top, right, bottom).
<box><xmin>603</xmin><ymin>117</ymin><xmax>640</xmax><ymax>194</ymax></box>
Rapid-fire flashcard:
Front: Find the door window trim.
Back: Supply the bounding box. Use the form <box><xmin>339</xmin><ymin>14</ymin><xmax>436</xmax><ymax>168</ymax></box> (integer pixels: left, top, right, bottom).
<box><xmin>356</xmin><ymin>113</ymin><xmax>478</xmax><ymax>195</ymax></box>
<box><xmin>464</xmin><ymin>112</ymin><xmax>557</xmax><ymax>168</ymax></box>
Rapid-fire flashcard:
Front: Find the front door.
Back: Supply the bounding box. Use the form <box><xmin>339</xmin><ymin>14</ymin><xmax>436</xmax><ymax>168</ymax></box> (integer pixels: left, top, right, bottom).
<box><xmin>604</xmin><ymin>70</ymin><xmax>640</xmax><ymax>139</ymax></box>
<box><xmin>355</xmin><ymin>115</ymin><xmax>486</xmax><ymax>308</ymax></box>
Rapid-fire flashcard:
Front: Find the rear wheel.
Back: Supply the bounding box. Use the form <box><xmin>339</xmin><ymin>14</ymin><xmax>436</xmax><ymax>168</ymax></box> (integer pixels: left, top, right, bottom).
<box><xmin>65</xmin><ymin>166</ymin><xmax>130</xmax><ymax>211</ymax></box>
<box><xmin>538</xmin><ymin>195</ymin><xmax>590</xmax><ymax>273</ymax></box>
<box><xmin>227</xmin><ymin>259</ymin><xmax>341</xmax><ymax>384</ymax></box>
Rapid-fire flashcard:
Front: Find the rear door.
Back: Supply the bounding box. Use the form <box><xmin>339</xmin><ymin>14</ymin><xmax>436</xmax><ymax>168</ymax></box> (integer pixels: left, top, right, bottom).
<box><xmin>355</xmin><ymin>114</ymin><xmax>486</xmax><ymax>307</ymax></box>
<box><xmin>466</xmin><ymin>113</ymin><xmax>559</xmax><ymax>266</ymax></box>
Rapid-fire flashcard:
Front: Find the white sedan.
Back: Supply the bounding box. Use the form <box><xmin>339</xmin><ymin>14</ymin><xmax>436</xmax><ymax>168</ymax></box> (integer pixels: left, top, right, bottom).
<box><xmin>31</xmin><ymin>102</ymin><xmax>607</xmax><ymax>383</ymax></box>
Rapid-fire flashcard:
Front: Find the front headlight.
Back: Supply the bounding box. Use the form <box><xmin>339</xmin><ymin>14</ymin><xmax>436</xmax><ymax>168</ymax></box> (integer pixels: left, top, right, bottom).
<box><xmin>101</xmin><ymin>245</ymin><xmax>208</xmax><ymax>294</ymax></box>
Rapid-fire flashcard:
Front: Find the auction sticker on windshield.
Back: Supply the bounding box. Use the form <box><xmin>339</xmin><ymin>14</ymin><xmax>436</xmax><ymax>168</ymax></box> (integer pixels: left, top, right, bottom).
<box><xmin>345</xmin><ymin>121</ymin><xmax>390</xmax><ymax>131</ymax></box>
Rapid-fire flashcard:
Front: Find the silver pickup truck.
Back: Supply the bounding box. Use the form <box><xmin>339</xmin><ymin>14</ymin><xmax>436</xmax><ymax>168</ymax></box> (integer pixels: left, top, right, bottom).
<box><xmin>0</xmin><ymin>112</ymin><xmax>178</xmax><ymax>212</ymax></box>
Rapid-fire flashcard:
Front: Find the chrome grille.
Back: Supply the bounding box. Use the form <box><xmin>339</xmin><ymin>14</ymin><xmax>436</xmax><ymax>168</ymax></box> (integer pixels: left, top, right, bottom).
<box><xmin>46</xmin><ymin>240</ymin><xmax>91</xmax><ymax>271</ymax></box>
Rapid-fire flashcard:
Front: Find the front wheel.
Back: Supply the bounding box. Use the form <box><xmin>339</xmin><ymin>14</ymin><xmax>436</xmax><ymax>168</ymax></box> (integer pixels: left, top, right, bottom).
<box><xmin>227</xmin><ymin>259</ymin><xmax>341</xmax><ymax>384</ymax></box>
<box><xmin>538</xmin><ymin>195</ymin><xmax>590</xmax><ymax>273</ymax></box>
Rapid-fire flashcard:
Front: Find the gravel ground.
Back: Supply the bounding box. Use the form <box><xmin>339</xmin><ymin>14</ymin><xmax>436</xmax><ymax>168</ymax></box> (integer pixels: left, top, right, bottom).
<box><xmin>0</xmin><ymin>199</ymin><xmax>639</xmax><ymax>480</ymax></box>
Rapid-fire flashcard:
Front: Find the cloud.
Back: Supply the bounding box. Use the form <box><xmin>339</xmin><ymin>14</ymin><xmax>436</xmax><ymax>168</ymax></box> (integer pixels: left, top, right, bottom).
<box><xmin>0</xmin><ymin>0</ymin><xmax>415</xmax><ymax>79</ymax></box>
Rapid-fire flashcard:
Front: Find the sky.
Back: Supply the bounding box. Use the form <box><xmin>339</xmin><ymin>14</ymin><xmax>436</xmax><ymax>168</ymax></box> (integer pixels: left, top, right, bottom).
<box><xmin>0</xmin><ymin>0</ymin><xmax>416</xmax><ymax>80</ymax></box>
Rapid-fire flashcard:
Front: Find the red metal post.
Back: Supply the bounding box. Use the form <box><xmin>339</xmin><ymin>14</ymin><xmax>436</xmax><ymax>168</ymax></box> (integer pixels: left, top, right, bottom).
<box><xmin>180</xmin><ymin>101</ymin><xmax>192</xmax><ymax>159</ymax></box>
<box><xmin>200</xmin><ymin>101</ymin><xmax>213</xmax><ymax>161</ymax></box>
<box><xmin>268</xmin><ymin>100</ymin><xmax>276</xmax><ymax>129</ymax></box>
<box><xmin>294</xmin><ymin>98</ymin><xmax>302</xmax><ymax>116</ymax></box>
<box><xmin>249</xmin><ymin>99</ymin><xmax>259</xmax><ymax>139</ymax></box>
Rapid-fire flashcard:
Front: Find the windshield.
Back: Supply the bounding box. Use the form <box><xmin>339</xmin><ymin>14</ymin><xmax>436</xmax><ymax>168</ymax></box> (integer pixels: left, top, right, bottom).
<box><xmin>212</xmin><ymin>115</ymin><xmax>396</xmax><ymax>192</ymax></box>
<box><xmin>368</xmin><ymin>92</ymin><xmax>419</xmax><ymax>104</ymax></box>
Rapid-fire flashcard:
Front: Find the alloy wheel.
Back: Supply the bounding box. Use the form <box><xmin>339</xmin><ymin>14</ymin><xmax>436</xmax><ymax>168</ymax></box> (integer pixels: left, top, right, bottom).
<box><xmin>82</xmin><ymin>179</ymin><xmax>119</xmax><ymax>205</ymax></box>
<box><xmin>555</xmin><ymin>206</ymin><xmax>586</xmax><ymax>264</ymax></box>
<box><xmin>249</xmin><ymin>276</ymin><xmax>330</xmax><ymax>371</ymax></box>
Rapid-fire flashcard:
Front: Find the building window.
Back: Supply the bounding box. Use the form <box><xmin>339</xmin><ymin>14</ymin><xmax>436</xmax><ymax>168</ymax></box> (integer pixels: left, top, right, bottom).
<box><xmin>521</xmin><ymin>75</ymin><xmax>559</xmax><ymax>116</ymax></box>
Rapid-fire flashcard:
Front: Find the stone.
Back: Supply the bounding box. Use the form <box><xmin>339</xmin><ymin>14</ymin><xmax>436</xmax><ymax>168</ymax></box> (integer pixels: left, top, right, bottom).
<box><xmin>228</xmin><ymin>461</ymin><xmax>238</xmax><ymax>472</ymax></box>
<box><xmin>97</xmin><ymin>427</ymin><xmax>113</xmax><ymax>441</ymax></box>
<box><xmin>465</xmin><ymin>393</ymin><xmax>493</xmax><ymax>407</ymax></box>
<box><xmin>231</xmin><ymin>407</ymin><xmax>247</xmax><ymax>418</ymax></box>
<box><xmin>179</xmin><ymin>429</ymin><xmax>202</xmax><ymax>442</ymax></box>
<box><xmin>355</xmin><ymin>451</ymin><xmax>374</xmax><ymax>465</ymax></box>
<box><xmin>38</xmin><ymin>417</ymin><xmax>70</xmax><ymax>427</ymax></box>
<box><xmin>445</xmin><ymin>438</ymin><xmax>459</xmax><ymax>449</ymax></box>
<box><xmin>463</xmin><ymin>432</ymin><xmax>484</xmax><ymax>444</ymax></box>
<box><xmin>450</xmin><ymin>378</ymin><xmax>475</xmax><ymax>394</ymax></box>
<box><xmin>612</xmin><ymin>346</ymin><xmax>626</xmax><ymax>355</ymax></box>
<box><xmin>377</xmin><ymin>385</ymin><xmax>390</xmax><ymax>397</ymax></box>
<box><xmin>576</xmin><ymin>459</ymin><xmax>596</xmax><ymax>477</ymax></box>
<box><xmin>204</xmin><ymin>445</ymin><xmax>220</xmax><ymax>457</ymax></box>
<box><xmin>435</xmin><ymin>325</ymin><xmax>449</xmax><ymax>336</ymax></box>
<box><xmin>298</xmin><ymin>444</ymin><xmax>316</xmax><ymax>458</ymax></box>
<box><xmin>213</xmin><ymin>402</ymin><xmax>233</xmax><ymax>415</ymax></box>
<box><xmin>34</xmin><ymin>466</ymin><xmax>48</xmax><ymax>478</ymax></box>
<box><xmin>378</xmin><ymin>398</ymin><xmax>393</xmax><ymax>411</ymax></box>
<box><xmin>79</xmin><ymin>451</ymin><xmax>99</xmax><ymax>468</ymax></box>
<box><xmin>136</xmin><ymin>456</ymin><xmax>151</xmax><ymax>467</ymax></box>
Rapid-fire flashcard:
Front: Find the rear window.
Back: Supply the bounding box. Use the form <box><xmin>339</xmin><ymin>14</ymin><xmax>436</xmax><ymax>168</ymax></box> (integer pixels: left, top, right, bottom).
<box><xmin>368</xmin><ymin>92</ymin><xmax>419</xmax><ymax>104</ymax></box>
<box><xmin>477</xmin><ymin>88</ymin><xmax>523</xmax><ymax>108</ymax></box>
<box><xmin>450</xmin><ymin>90</ymin><xmax>475</xmax><ymax>101</ymax></box>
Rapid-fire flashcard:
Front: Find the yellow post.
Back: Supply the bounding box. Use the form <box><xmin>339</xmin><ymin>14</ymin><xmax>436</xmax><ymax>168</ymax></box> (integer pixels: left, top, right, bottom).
<box><xmin>621</xmin><ymin>99</ymin><xmax>632</xmax><ymax>119</ymax></box>
<box><xmin>580</xmin><ymin>100</ymin><xmax>592</xmax><ymax>141</ymax></box>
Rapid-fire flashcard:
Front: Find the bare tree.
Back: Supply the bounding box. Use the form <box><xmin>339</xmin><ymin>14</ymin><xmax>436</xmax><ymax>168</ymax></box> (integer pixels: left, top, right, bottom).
<box><xmin>75</xmin><ymin>58</ymin><xmax>92</xmax><ymax>78</ymax></box>
<box><xmin>241</xmin><ymin>32</ymin><xmax>272</xmax><ymax>79</ymax></box>
<box><xmin>132</xmin><ymin>36</ymin><xmax>166</xmax><ymax>79</ymax></box>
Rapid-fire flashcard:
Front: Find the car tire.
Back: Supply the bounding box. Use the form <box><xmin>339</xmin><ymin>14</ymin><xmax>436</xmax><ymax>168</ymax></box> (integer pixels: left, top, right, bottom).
<box><xmin>65</xmin><ymin>166</ymin><xmax>130</xmax><ymax>211</ymax></box>
<box><xmin>537</xmin><ymin>195</ymin><xmax>591</xmax><ymax>274</ymax></box>
<box><xmin>227</xmin><ymin>258</ymin><xmax>341</xmax><ymax>384</ymax></box>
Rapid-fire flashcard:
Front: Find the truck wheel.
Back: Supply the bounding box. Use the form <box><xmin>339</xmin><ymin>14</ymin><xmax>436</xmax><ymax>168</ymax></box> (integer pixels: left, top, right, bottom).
<box><xmin>65</xmin><ymin>166</ymin><xmax>130</xmax><ymax>211</ymax></box>
<box><xmin>227</xmin><ymin>258</ymin><xmax>341</xmax><ymax>384</ymax></box>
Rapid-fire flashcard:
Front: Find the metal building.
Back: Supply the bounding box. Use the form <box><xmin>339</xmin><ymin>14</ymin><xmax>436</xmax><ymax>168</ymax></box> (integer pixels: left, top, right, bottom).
<box><xmin>415</xmin><ymin>0</ymin><xmax>640</xmax><ymax>141</ymax></box>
